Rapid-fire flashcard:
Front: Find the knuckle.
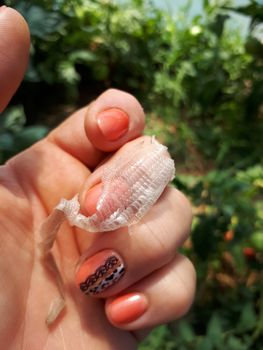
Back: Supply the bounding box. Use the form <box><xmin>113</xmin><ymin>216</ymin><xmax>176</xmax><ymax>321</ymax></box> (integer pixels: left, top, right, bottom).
<box><xmin>174</xmin><ymin>255</ymin><xmax>196</xmax><ymax>317</ymax></box>
<box><xmin>149</xmin><ymin>225</ymin><xmax>177</xmax><ymax>264</ymax></box>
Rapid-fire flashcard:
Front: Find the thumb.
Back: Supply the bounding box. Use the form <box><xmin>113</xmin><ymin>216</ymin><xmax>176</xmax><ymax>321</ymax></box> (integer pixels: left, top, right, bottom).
<box><xmin>0</xmin><ymin>6</ymin><xmax>30</xmax><ymax>113</ymax></box>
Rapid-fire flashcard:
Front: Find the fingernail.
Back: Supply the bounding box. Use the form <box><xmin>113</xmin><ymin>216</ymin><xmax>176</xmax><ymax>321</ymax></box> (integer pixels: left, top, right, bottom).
<box><xmin>107</xmin><ymin>293</ymin><xmax>148</xmax><ymax>325</ymax></box>
<box><xmin>76</xmin><ymin>250</ymin><xmax>125</xmax><ymax>296</ymax></box>
<box><xmin>97</xmin><ymin>108</ymin><xmax>129</xmax><ymax>141</ymax></box>
<box><xmin>84</xmin><ymin>183</ymin><xmax>103</xmax><ymax>216</ymax></box>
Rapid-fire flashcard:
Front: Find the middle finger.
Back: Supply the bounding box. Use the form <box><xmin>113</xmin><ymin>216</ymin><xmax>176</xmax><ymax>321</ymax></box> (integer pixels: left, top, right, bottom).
<box><xmin>74</xmin><ymin>186</ymin><xmax>192</xmax><ymax>298</ymax></box>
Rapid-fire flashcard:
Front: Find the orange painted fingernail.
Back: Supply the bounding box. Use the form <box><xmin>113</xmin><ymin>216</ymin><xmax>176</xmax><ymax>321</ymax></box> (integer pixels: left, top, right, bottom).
<box><xmin>84</xmin><ymin>183</ymin><xmax>103</xmax><ymax>216</ymax></box>
<box><xmin>97</xmin><ymin>108</ymin><xmax>129</xmax><ymax>141</ymax></box>
<box><xmin>76</xmin><ymin>250</ymin><xmax>125</xmax><ymax>296</ymax></box>
<box><xmin>107</xmin><ymin>293</ymin><xmax>148</xmax><ymax>325</ymax></box>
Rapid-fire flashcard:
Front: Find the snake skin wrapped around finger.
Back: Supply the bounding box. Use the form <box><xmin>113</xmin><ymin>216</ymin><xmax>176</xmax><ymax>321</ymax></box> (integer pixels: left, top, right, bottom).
<box><xmin>56</xmin><ymin>137</ymin><xmax>175</xmax><ymax>232</ymax></box>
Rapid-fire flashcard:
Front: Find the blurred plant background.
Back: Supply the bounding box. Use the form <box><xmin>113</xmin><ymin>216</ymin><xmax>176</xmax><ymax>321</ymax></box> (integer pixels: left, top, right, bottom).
<box><xmin>1</xmin><ymin>0</ymin><xmax>262</xmax><ymax>348</ymax></box>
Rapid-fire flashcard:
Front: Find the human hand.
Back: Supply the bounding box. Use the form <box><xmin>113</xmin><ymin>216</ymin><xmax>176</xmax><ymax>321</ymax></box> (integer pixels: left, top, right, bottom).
<box><xmin>0</xmin><ymin>7</ymin><xmax>195</xmax><ymax>349</ymax></box>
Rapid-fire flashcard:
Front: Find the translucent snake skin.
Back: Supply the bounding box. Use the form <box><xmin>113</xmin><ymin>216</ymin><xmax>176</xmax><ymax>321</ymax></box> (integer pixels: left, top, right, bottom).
<box><xmin>56</xmin><ymin>137</ymin><xmax>175</xmax><ymax>232</ymax></box>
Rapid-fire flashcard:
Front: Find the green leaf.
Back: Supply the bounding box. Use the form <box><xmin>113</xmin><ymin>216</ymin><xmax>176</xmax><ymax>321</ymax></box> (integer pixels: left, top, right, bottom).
<box><xmin>69</xmin><ymin>50</ymin><xmax>97</xmax><ymax>64</ymax></box>
<box><xmin>0</xmin><ymin>133</ymin><xmax>15</xmax><ymax>151</ymax></box>
<box><xmin>207</xmin><ymin>313</ymin><xmax>223</xmax><ymax>346</ymax></box>
<box><xmin>177</xmin><ymin>320</ymin><xmax>195</xmax><ymax>343</ymax></box>
<box><xmin>226</xmin><ymin>335</ymin><xmax>248</xmax><ymax>350</ymax></box>
<box><xmin>196</xmin><ymin>337</ymin><xmax>213</xmax><ymax>350</ymax></box>
<box><xmin>15</xmin><ymin>3</ymin><xmax>65</xmax><ymax>39</ymax></box>
<box><xmin>58</xmin><ymin>61</ymin><xmax>80</xmax><ymax>84</ymax></box>
<box><xmin>250</xmin><ymin>231</ymin><xmax>263</xmax><ymax>252</ymax></box>
<box><xmin>139</xmin><ymin>325</ymin><xmax>171</xmax><ymax>350</ymax></box>
<box><xmin>237</xmin><ymin>302</ymin><xmax>257</xmax><ymax>333</ymax></box>
<box><xmin>0</xmin><ymin>106</ymin><xmax>26</xmax><ymax>132</ymax></box>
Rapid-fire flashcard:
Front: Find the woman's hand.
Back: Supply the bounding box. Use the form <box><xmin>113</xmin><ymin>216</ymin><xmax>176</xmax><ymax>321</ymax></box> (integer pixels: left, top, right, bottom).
<box><xmin>0</xmin><ymin>7</ymin><xmax>195</xmax><ymax>349</ymax></box>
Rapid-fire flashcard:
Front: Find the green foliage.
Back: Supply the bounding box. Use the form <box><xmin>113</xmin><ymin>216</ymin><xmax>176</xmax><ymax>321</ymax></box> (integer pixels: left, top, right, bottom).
<box><xmin>5</xmin><ymin>0</ymin><xmax>262</xmax><ymax>168</ymax></box>
<box><xmin>182</xmin><ymin>165</ymin><xmax>263</xmax><ymax>261</ymax></box>
<box><xmin>143</xmin><ymin>164</ymin><xmax>262</xmax><ymax>350</ymax></box>
<box><xmin>0</xmin><ymin>106</ymin><xmax>48</xmax><ymax>163</ymax></box>
<box><xmin>1</xmin><ymin>0</ymin><xmax>263</xmax><ymax>348</ymax></box>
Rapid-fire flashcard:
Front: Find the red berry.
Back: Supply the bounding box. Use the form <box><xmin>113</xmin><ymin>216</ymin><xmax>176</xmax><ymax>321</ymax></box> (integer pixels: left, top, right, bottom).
<box><xmin>243</xmin><ymin>247</ymin><xmax>256</xmax><ymax>258</ymax></box>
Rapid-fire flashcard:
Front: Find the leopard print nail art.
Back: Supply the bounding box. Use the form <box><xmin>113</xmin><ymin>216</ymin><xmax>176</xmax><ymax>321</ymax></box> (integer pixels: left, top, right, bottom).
<box><xmin>79</xmin><ymin>255</ymin><xmax>125</xmax><ymax>295</ymax></box>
